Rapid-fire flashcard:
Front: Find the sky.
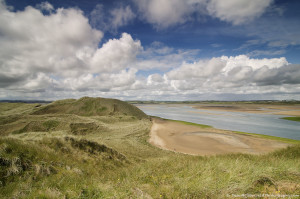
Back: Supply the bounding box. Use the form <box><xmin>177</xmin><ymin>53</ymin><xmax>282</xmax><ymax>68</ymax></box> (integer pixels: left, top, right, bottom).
<box><xmin>1</xmin><ymin>0</ymin><xmax>300</xmax><ymax>101</ymax></box>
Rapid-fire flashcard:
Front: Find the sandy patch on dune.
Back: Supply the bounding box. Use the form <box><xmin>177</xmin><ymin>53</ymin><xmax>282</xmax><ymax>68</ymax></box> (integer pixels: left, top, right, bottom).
<box><xmin>149</xmin><ymin>122</ymin><xmax>166</xmax><ymax>148</ymax></box>
<box><xmin>149</xmin><ymin>118</ymin><xmax>290</xmax><ymax>156</ymax></box>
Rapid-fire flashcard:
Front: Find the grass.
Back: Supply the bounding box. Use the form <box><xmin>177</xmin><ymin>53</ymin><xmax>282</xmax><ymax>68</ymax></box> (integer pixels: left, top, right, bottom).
<box><xmin>165</xmin><ymin>119</ymin><xmax>212</xmax><ymax>128</ymax></box>
<box><xmin>0</xmin><ymin>98</ymin><xmax>300</xmax><ymax>198</ymax></box>
<box><xmin>232</xmin><ymin>131</ymin><xmax>300</xmax><ymax>145</ymax></box>
<box><xmin>281</xmin><ymin>117</ymin><xmax>300</xmax><ymax>122</ymax></box>
<box><xmin>151</xmin><ymin>116</ymin><xmax>212</xmax><ymax>128</ymax></box>
<box><xmin>33</xmin><ymin>96</ymin><xmax>148</xmax><ymax>119</ymax></box>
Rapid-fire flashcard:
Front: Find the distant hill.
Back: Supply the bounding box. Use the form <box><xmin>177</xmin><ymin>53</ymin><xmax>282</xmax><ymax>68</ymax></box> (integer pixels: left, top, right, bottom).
<box><xmin>128</xmin><ymin>100</ymin><xmax>300</xmax><ymax>105</ymax></box>
<box><xmin>32</xmin><ymin>97</ymin><xmax>148</xmax><ymax>119</ymax></box>
<box><xmin>0</xmin><ymin>100</ymin><xmax>52</xmax><ymax>104</ymax></box>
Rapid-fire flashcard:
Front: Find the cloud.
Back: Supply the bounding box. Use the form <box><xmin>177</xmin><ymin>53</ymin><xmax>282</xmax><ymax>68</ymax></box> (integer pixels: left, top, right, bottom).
<box><xmin>253</xmin><ymin>64</ymin><xmax>300</xmax><ymax>86</ymax></box>
<box><xmin>165</xmin><ymin>55</ymin><xmax>299</xmax><ymax>94</ymax></box>
<box><xmin>167</xmin><ymin>57</ymin><xmax>226</xmax><ymax>80</ymax></box>
<box><xmin>207</xmin><ymin>0</ymin><xmax>273</xmax><ymax>25</ymax></box>
<box><xmin>0</xmin><ymin>1</ymin><xmax>103</xmax><ymax>80</ymax></box>
<box><xmin>233</xmin><ymin>15</ymin><xmax>300</xmax><ymax>54</ymax></box>
<box><xmin>91</xmin><ymin>33</ymin><xmax>142</xmax><ymax>73</ymax></box>
<box><xmin>90</xmin><ymin>4</ymin><xmax>104</xmax><ymax>27</ymax></box>
<box><xmin>135</xmin><ymin>42</ymin><xmax>200</xmax><ymax>71</ymax></box>
<box><xmin>247</xmin><ymin>49</ymin><xmax>286</xmax><ymax>57</ymax></box>
<box><xmin>0</xmin><ymin>0</ymin><xmax>300</xmax><ymax>101</ymax></box>
<box><xmin>0</xmin><ymin>1</ymin><xmax>141</xmax><ymax>95</ymax></box>
<box><xmin>147</xmin><ymin>74</ymin><xmax>164</xmax><ymax>84</ymax></box>
<box><xmin>166</xmin><ymin>55</ymin><xmax>289</xmax><ymax>82</ymax></box>
<box><xmin>132</xmin><ymin>54</ymin><xmax>300</xmax><ymax>100</ymax></box>
<box><xmin>63</xmin><ymin>68</ymin><xmax>138</xmax><ymax>92</ymax></box>
<box><xmin>133</xmin><ymin>0</ymin><xmax>204</xmax><ymax>29</ymax></box>
<box><xmin>91</xmin><ymin>4</ymin><xmax>135</xmax><ymax>32</ymax></box>
<box><xmin>110</xmin><ymin>5</ymin><xmax>135</xmax><ymax>29</ymax></box>
<box><xmin>133</xmin><ymin>0</ymin><xmax>273</xmax><ymax>29</ymax></box>
<box><xmin>36</xmin><ymin>1</ymin><xmax>54</xmax><ymax>12</ymax></box>
<box><xmin>220</xmin><ymin>55</ymin><xmax>288</xmax><ymax>72</ymax></box>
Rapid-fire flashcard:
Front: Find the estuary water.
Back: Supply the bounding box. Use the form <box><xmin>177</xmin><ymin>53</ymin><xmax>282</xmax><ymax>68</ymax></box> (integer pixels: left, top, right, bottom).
<box><xmin>137</xmin><ymin>104</ymin><xmax>300</xmax><ymax>140</ymax></box>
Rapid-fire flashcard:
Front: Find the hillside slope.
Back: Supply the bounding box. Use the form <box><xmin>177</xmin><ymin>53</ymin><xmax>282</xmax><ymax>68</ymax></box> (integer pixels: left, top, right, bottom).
<box><xmin>32</xmin><ymin>97</ymin><xmax>148</xmax><ymax>119</ymax></box>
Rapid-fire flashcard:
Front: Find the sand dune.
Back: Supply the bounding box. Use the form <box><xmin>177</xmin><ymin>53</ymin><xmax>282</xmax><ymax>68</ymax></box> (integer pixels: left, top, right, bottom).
<box><xmin>149</xmin><ymin>118</ymin><xmax>290</xmax><ymax>156</ymax></box>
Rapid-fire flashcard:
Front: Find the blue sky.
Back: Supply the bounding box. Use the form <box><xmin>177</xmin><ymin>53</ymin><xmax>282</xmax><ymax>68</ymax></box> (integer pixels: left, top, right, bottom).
<box><xmin>1</xmin><ymin>0</ymin><xmax>300</xmax><ymax>100</ymax></box>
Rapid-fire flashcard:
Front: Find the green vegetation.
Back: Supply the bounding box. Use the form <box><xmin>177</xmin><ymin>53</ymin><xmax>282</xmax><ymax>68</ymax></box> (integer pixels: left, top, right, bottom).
<box><xmin>0</xmin><ymin>98</ymin><xmax>300</xmax><ymax>198</ymax></box>
<box><xmin>281</xmin><ymin>117</ymin><xmax>300</xmax><ymax>122</ymax></box>
<box><xmin>232</xmin><ymin>131</ymin><xmax>300</xmax><ymax>145</ymax></box>
<box><xmin>33</xmin><ymin>96</ymin><xmax>147</xmax><ymax>119</ymax></box>
<box><xmin>169</xmin><ymin>120</ymin><xmax>211</xmax><ymax>128</ymax></box>
<box><xmin>152</xmin><ymin>116</ymin><xmax>212</xmax><ymax>128</ymax></box>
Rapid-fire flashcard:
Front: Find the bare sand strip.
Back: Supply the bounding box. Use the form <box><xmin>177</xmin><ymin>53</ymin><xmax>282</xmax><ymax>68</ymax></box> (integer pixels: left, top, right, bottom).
<box><xmin>149</xmin><ymin>118</ymin><xmax>290</xmax><ymax>156</ymax></box>
<box><xmin>191</xmin><ymin>104</ymin><xmax>300</xmax><ymax>116</ymax></box>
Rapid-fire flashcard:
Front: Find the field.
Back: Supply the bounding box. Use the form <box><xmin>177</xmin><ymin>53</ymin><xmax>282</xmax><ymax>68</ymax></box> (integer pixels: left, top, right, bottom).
<box><xmin>0</xmin><ymin>98</ymin><xmax>300</xmax><ymax>198</ymax></box>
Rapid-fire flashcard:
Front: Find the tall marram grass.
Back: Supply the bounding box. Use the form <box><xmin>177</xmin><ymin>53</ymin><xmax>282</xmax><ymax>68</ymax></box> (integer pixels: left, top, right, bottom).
<box><xmin>1</xmin><ymin>139</ymin><xmax>299</xmax><ymax>198</ymax></box>
<box><xmin>0</xmin><ymin>100</ymin><xmax>299</xmax><ymax>198</ymax></box>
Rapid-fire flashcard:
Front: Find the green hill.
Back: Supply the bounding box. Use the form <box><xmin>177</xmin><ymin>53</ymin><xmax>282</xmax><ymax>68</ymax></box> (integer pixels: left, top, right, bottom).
<box><xmin>32</xmin><ymin>97</ymin><xmax>148</xmax><ymax>119</ymax></box>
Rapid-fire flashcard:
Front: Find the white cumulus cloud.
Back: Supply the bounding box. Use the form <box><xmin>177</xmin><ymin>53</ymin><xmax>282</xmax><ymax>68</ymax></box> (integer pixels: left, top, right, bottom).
<box><xmin>133</xmin><ymin>0</ymin><xmax>273</xmax><ymax>28</ymax></box>
<box><xmin>133</xmin><ymin>0</ymin><xmax>204</xmax><ymax>29</ymax></box>
<box><xmin>0</xmin><ymin>1</ymin><xmax>103</xmax><ymax>80</ymax></box>
<box><xmin>164</xmin><ymin>55</ymin><xmax>299</xmax><ymax>94</ymax></box>
<box><xmin>207</xmin><ymin>0</ymin><xmax>273</xmax><ymax>25</ymax></box>
<box><xmin>91</xmin><ymin>33</ymin><xmax>142</xmax><ymax>73</ymax></box>
<box><xmin>0</xmin><ymin>0</ymin><xmax>299</xmax><ymax>101</ymax></box>
<box><xmin>220</xmin><ymin>55</ymin><xmax>288</xmax><ymax>73</ymax></box>
<box><xmin>0</xmin><ymin>1</ymin><xmax>141</xmax><ymax>95</ymax></box>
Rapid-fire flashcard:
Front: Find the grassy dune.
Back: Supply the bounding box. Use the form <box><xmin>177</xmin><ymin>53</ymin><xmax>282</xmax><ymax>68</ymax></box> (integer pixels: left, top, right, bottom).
<box><xmin>33</xmin><ymin>97</ymin><xmax>147</xmax><ymax>119</ymax></box>
<box><xmin>0</xmin><ymin>98</ymin><xmax>300</xmax><ymax>198</ymax></box>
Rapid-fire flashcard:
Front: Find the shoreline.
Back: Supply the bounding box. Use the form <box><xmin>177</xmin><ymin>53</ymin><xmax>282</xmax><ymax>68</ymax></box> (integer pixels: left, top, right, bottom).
<box><xmin>149</xmin><ymin>117</ymin><xmax>298</xmax><ymax>156</ymax></box>
<box><xmin>190</xmin><ymin>104</ymin><xmax>300</xmax><ymax>116</ymax></box>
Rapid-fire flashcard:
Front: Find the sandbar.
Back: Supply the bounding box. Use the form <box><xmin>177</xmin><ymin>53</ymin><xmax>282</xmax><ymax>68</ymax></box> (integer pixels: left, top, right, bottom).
<box><xmin>149</xmin><ymin>118</ymin><xmax>291</xmax><ymax>156</ymax></box>
<box><xmin>191</xmin><ymin>104</ymin><xmax>300</xmax><ymax>116</ymax></box>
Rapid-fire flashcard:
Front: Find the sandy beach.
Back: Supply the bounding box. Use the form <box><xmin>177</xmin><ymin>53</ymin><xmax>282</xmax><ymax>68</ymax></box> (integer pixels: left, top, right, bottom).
<box><xmin>149</xmin><ymin>118</ymin><xmax>290</xmax><ymax>156</ymax></box>
<box><xmin>191</xmin><ymin>104</ymin><xmax>300</xmax><ymax>116</ymax></box>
